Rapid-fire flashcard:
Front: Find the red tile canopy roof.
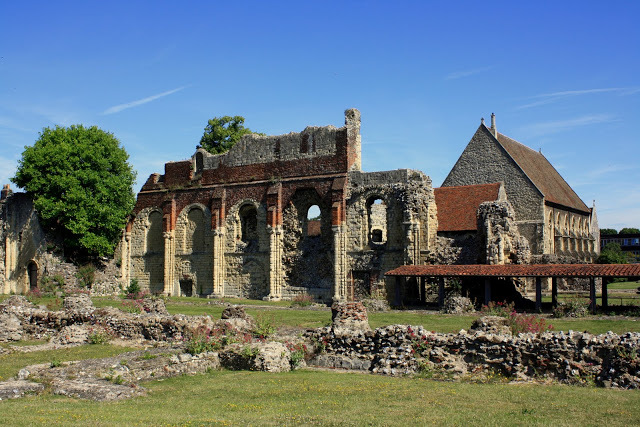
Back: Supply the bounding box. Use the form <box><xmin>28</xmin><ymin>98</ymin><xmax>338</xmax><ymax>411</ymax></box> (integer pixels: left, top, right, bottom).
<box><xmin>386</xmin><ymin>264</ymin><xmax>640</xmax><ymax>278</ymax></box>
<box><xmin>434</xmin><ymin>183</ymin><xmax>502</xmax><ymax>232</ymax></box>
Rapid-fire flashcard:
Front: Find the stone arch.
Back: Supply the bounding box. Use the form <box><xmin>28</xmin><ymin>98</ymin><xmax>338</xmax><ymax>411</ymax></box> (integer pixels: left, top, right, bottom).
<box><xmin>225</xmin><ymin>199</ymin><xmax>266</xmax><ymax>252</ymax></box>
<box><xmin>176</xmin><ymin>204</ymin><xmax>209</xmax><ymax>255</ymax></box>
<box><xmin>174</xmin><ymin>204</ymin><xmax>213</xmax><ymax>296</ymax></box>
<box><xmin>129</xmin><ymin>207</ymin><xmax>165</xmax><ymax>294</ymax></box>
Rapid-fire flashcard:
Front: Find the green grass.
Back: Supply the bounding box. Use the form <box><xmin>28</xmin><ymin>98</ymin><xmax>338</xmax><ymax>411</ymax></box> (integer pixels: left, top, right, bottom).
<box><xmin>0</xmin><ymin>369</ymin><xmax>638</xmax><ymax>426</ymax></box>
<box><xmin>0</xmin><ymin>344</ymin><xmax>136</xmax><ymax>381</ymax></box>
<box><xmin>607</xmin><ymin>280</ymin><xmax>640</xmax><ymax>290</ymax></box>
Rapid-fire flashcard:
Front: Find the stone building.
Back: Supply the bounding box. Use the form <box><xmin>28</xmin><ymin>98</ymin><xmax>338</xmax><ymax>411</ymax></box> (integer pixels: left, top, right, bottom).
<box><xmin>121</xmin><ymin>109</ymin><xmax>438</xmax><ymax>302</ymax></box>
<box><xmin>442</xmin><ymin>114</ymin><xmax>599</xmax><ymax>262</ymax></box>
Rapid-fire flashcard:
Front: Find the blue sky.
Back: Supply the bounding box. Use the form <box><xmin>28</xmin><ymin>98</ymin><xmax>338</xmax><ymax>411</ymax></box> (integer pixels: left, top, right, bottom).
<box><xmin>1</xmin><ymin>1</ymin><xmax>638</xmax><ymax>230</ymax></box>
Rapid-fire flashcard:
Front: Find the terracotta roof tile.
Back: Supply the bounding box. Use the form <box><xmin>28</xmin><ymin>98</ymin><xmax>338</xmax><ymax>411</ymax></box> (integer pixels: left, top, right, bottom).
<box><xmin>386</xmin><ymin>264</ymin><xmax>640</xmax><ymax>278</ymax></box>
<box><xmin>434</xmin><ymin>183</ymin><xmax>501</xmax><ymax>232</ymax></box>
<box><xmin>494</xmin><ymin>131</ymin><xmax>590</xmax><ymax>214</ymax></box>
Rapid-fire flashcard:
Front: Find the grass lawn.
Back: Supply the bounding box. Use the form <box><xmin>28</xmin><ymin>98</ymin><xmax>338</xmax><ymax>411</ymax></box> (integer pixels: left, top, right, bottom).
<box><xmin>0</xmin><ymin>344</ymin><xmax>136</xmax><ymax>381</ymax></box>
<box><xmin>0</xmin><ymin>369</ymin><xmax>638</xmax><ymax>426</ymax></box>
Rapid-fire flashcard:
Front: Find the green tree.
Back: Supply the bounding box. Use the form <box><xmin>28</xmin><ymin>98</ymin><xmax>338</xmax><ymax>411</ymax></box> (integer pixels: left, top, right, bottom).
<box><xmin>12</xmin><ymin>125</ymin><xmax>136</xmax><ymax>258</ymax></box>
<box><xmin>596</xmin><ymin>243</ymin><xmax>629</xmax><ymax>264</ymax></box>
<box><xmin>599</xmin><ymin>228</ymin><xmax>618</xmax><ymax>235</ymax></box>
<box><xmin>619</xmin><ymin>227</ymin><xmax>640</xmax><ymax>235</ymax></box>
<box><xmin>199</xmin><ymin>116</ymin><xmax>262</xmax><ymax>154</ymax></box>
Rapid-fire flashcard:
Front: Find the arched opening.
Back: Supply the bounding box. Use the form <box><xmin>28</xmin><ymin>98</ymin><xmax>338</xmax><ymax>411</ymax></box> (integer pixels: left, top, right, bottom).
<box><xmin>186</xmin><ymin>207</ymin><xmax>205</xmax><ymax>253</ymax></box>
<box><xmin>306</xmin><ymin>205</ymin><xmax>321</xmax><ymax>237</ymax></box>
<box><xmin>146</xmin><ymin>211</ymin><xmax>164</xmax><ymax>254</ymax></box>
<box><xmin>27</xmin><ymin>261</ymin><xmax>38</xmax><ymax>290</ymax></box>
<box><xmin>367</xmin><ymin>197</ymin><xmax>387</xmax><ymax>245</ymax></box>
<box><xmin>239</xmin><ymin>204</ymin><xmax>258</xmax><ymax>242</ymax></box>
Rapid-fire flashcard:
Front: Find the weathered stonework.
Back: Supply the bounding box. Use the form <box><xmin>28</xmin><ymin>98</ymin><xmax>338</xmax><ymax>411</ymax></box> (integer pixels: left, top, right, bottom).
<box><xmin>121</xmin><ymin>110</ymin><xmax>437</xmax><ymax>303</ymax></box>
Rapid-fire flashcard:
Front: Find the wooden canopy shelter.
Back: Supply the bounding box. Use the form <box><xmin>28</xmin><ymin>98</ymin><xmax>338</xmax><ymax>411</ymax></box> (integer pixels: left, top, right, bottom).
<box><xmin>385</xmin><ymin>264</ymin><xmax>640</xmax><ymax>312</ymax></box>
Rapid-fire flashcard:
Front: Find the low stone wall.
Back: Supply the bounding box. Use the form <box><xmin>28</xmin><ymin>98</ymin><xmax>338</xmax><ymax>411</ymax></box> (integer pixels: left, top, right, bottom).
<box><xmin>306</xmin><ymin>323</ymin><xmax>640</xmax><ymax>389</ymax></box>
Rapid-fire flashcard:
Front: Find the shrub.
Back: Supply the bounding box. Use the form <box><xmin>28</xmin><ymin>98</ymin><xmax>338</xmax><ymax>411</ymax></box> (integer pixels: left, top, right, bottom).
<box><xmin>88</xmin><ymin>327</ymin><xmax>112</xmax><ymax>345</ymax></box>
<box><xmin>184</xmin><ymin>323</ymin><xmax>251</xmax><ymax>355</ymax></box>
<box><xmin>76</xmin><ymin>264</ymin><xmax>95</xmax><ymax>288</ymax></box>
<box><xmin>252</xmin><ymin>313</ymin><xmax>276</xmax><ymax>340</ymax></box>
<box><xmin>508</xmin><ymin>312</ymin><xmax>553</xmax><ymax>335</ymax></box>
<box><xmin>407</xmin><ymin>326</ymin><xmax>431</xmax><ymax>356</ymax></box>
<box><xmin>552</xmin><ymin>298</ymin><xmax>590</xmax><ymax>318</ymax></box>
<box><xmin>40</xmin><ymin>274</ymin><xmax>65</xmax><ymax>296</ymax></box>
<box><xmin>124</xmin><ymin>279</ymin><xmax>142</xmax><ymax>299</ymax></box>
<box><xmin>286</xmin><ymin>342</ymin><xmax>308</xmax><ymax>368</ymax></box>
<box><xmin>481</xmin><ymin>301</ymin><xmax>515</xmax><ymax>317</ymax></box>
<box><xmin>290</xmin><ymin>294</ymin><xmax>314</xmax><ymax>308</ymax></box>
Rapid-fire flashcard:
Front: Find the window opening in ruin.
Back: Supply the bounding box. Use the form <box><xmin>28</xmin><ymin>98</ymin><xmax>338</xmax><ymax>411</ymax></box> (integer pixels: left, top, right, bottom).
<box><xmin>306</xmin><ymin>205</ymin><xmax>321</xmax><ymax>237</ymax></box>
<box><xmin>27</xmin><ymin>261</ymin><xmax>38</xmax><ymax>290</ymax></box>
<box><xmin>239</xmin><ymin>204</ymin><xmax>258</xmax><ymax>242</ymax></box>
<box><xmin>367</xmin><ymin>198</ymin><xmax>387</xmax><ymax>245</ymax></box>
<box><xmin>195</xmin><ymin>152</ymin><xmax>204</xmax><ymax>175</ymax></box>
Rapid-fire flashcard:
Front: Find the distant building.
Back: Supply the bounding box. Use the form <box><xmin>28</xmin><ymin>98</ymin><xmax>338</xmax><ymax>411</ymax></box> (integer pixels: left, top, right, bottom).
<box><xmin>601</xmin><ymin>234</ymin><xmax>640</xmax><ymax>263</ymax></box>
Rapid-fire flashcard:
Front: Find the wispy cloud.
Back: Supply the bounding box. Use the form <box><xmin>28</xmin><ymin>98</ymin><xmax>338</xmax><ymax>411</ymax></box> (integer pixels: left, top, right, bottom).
<box><xmin>0</xmin><ymin>156</ymin><xmax>17</xmax><ymax>187</ymax></box>
<box><xmin>102</xmin><ymin>86</ymin><xmax>188</xmax><ymax>115</ymax></box>
<box><xmin>516</xmin><ymin>87</ymin><xmax>639</xmax><ymax>109</ymax></box>
<box><xmin>520</xmin><ymin>114</ymin><xmax>617</xmax><ymax>137</ymax></box>
<box><xmin>445</xmin><ymin>66</ymin><xmax>494</xmax><ymax>80</ymax></box>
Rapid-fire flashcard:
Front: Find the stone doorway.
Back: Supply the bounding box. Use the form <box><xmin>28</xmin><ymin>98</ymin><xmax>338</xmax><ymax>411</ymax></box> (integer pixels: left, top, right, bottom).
<box><xmin>27</xmin><ymin>261</ymin><xmax>38</xmax><ymax>290</ymax></box>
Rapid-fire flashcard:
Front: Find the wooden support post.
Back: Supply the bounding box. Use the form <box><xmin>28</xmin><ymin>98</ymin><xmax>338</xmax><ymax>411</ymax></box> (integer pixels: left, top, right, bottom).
<box><xmin>551</xmin><ymin>277</ymin><xmax>558</xmax><ymax>308</ymax></box>
<box><xmin>589</xmin><ymin>277</ymin><xmax>597</xmax><ymax>314</ymax></box>
<box><xmin>484</xmin><ymin>279</ymin><xmax>491</xmax><ymax>305</ymax></box>
<box><xmin>602</xmin><ymin>278</ymin><xmax>608</xmax><ymax>310</ymax></box>
<box><xmin>420</xmin><ymin>277</ymin><xmax>426</xmax><ymax>304</ymax></box>
<box><xmin>438</xmin><ymin>277</ymin><xmax>445</xmax><ymax>308</ymax></box>
<box><xmin>535</xmin><ymin>277</ymin><xmax>542</xmax><ymax>312</ymax></box>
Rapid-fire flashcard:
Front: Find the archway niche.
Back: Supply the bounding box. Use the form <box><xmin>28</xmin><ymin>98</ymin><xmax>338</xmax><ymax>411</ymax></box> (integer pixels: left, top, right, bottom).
<box><xmin>367</xmin><ymin>197</ymin><xmax>387</xmax><ymax>245</ymax></box>
<box><xmin>239</xmin><ymin>204</ymin><xmax>258</xmax><ymax>242</ymax></box>
<box><xmin>27</xmin><ymin>261</ymin><xmax>38</xmax><ymax>290</ymax></box>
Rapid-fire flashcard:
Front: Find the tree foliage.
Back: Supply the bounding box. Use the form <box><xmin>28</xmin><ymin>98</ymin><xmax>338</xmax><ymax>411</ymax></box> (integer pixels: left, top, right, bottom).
<box><xmin>596</xmin><ymin>243</ymin><xmax>629</xmax><ymax>264</ymax></box>
<box><xmin>199</xmin><ymin>116</ymin><xmax>262</xmax><ymax>154</ymax></box>
<box><xmin>599</xmin><ymin>228</ymin><xmax>618</xmax><ymax>235</ymax></box>
<box><xmin>619</xmin><ymin>227</ymin><xmax>640</xmax><ymax>235</ymax></box>
<box><xmin>12</xmin><ymin>125</ymin><xmax>136</xmax><ymax>258</ymax></box>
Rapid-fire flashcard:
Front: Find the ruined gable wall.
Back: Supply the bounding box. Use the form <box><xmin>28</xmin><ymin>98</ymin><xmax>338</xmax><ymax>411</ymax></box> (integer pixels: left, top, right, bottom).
<box><xmin>442</xmin><ymin>126</ymin><xmax>545</xmax><ymax>254</ymax></box>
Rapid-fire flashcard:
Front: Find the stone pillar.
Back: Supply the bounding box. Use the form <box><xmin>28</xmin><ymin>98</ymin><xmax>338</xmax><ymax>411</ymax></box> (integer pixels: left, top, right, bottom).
<box><xmin>121</xmin><ymin>231</ymin><xmax>131</xmax><ymax>290</ymax></box>
<box><xmin>163</xmin><ymin>231</ymin><xmax>175</xmax><ymax>296</ymax></box>
<box><xmin>403</xmin><ymin>220</ymin><xmax>420</xmax><ymax>265</ymax></box>
<box><xmin>267</xmin><ymin>225</ymin><xmax>283</xmax><ymax>300</ymax></box>
<box><xmin>212</xmin><ymin>228</ymin><xmax>225</xmax><ymax>297</ymax></box>
<box><xmin>333</xmin><ymin>224</ymin><xmax>348</xmax><ymax>302</ymax></box>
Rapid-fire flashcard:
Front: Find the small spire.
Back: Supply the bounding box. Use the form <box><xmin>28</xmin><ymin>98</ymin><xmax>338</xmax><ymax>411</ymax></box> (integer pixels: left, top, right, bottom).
<box><xmin>481</xmin><ymin>117</ymin><xmax>485</xmax><ymax>125</ymax></box>
<box><xmin>490</xmin><ymin>113</ymin><xmax>497</xmax><ymax>137</ymax></box>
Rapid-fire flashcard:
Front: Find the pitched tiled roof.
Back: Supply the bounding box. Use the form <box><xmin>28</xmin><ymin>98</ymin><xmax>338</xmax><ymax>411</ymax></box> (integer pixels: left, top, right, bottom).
<box><xmin>434</xmin><ymin>183</ymin><xmax>502</xmax><ymax>232</ymax></box>
<box><xmin>386</xmin><ymin>264</ymin><xmax>640</xmax><ymax>278</ymax></box>
<box><xmin>493</xmin><ymin>130</ymin><xmax>590</xmax><ymax>214</ymax></box>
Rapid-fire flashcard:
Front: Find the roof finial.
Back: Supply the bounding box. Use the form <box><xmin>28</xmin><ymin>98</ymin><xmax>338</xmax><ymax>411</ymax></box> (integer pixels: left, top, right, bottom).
<box><xmin>481</xmin><ymin>117</ymin><xmax>485</xmax><ymax>125</ymax></box>
<box><xmin>490</xmin><ymin>113</ymin><xmax>497</xmax><ymax>137</ymax></box>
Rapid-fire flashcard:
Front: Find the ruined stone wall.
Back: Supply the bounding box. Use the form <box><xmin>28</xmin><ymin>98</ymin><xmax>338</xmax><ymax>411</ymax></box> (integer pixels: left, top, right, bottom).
<box><xmin>345</xmin><ymin>170</ymin><xmax>437</xmax><ymax>301</ymax></box>
<box><xmin>443</xmin><ymin>126</ymin><xmax>545</xmax><ymax>254</ymax></box>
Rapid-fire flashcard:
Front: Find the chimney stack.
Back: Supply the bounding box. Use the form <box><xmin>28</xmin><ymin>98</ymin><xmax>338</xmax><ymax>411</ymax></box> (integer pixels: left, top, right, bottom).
<box><xmin>1</xmin><ymin>184</ymin><xmax>12</xmax><ymax>200</ymax></box>
<box><xmin>490</xmin><ymin>113</ymin><xmax>497</xmax><ymax>137</ymax></box>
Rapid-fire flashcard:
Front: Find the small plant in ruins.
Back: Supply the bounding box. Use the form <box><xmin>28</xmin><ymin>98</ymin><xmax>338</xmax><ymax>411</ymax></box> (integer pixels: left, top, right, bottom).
<box><xmin>286</xmin><ymin>342</ymin><xmax>308</xmax><ymax>368</ymax></box>
<box><xmin>507</xmin><ymin>313</ymin><xmax>553</xmax><ymax>335</ymax></box>
<box><xmin>124</xmin><ymin>278</ymin><xmax>142</xmax><ymax>299</ymax></box>
<box><xmin>184</xmin><ymin>323</ymin><xmax>251</xmax><ymax>355</ymax></box>
<box><xmin>88</xmin><ymin>327</ymin><xmax>112</xmax><ymax>345</ymax></box>
<box><xmin>407</xmin><ymin>326</ymin><xmax>431</xmax><ymax>356</ymax></box>
<box><xmin>290</xmin><ymin>294</ymin><xmax>314</xmax><ymax>308</ymax></box>
<box><xmin>76</xmin><ymin>264</ymin><xmax>95</xmax><ymax>288</ymax></box>
<box><xmin>252</xmin><ymin>313</ymin><xmax>277</xmax><ymax>340</ymax></box>
<box><xmin>481</xmin><ymin>301</ymin><xmax>515</xmax><ymax>317</ymax></box>
<box><xmin>552</xmin><ymin>297</ymin><xmax>590</xmax><ymax>318</ymax></box>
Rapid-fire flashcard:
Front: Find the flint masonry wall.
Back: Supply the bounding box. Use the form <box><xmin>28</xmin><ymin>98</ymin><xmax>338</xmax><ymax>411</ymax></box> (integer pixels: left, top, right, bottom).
<box><xmin>443</xmin><ymin>126</ymin><xmax>545</xmax><ymax>254</ymax></box>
